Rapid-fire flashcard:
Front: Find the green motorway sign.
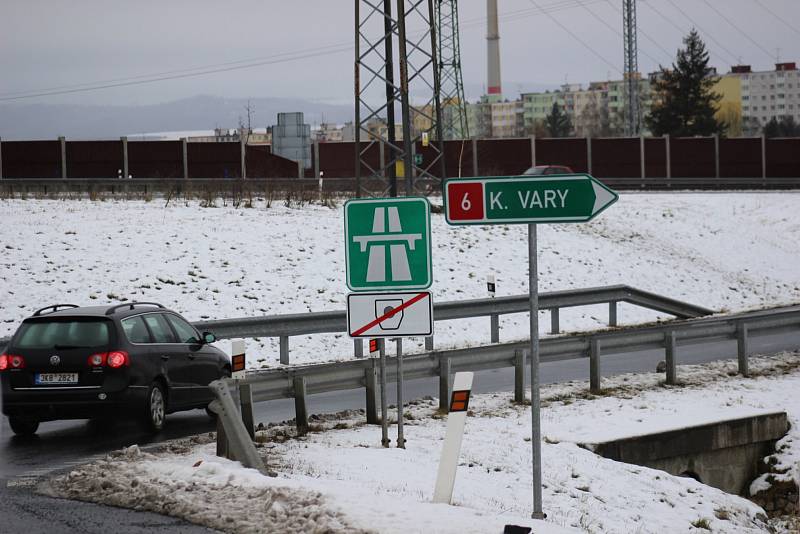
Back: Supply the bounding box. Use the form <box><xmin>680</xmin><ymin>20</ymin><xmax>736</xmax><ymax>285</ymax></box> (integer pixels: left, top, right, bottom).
<box><xmin>344</xmin><ymin>197</ymin><xmax>432</xmax><ymax>291</ymax></box>
<box><xmin>444</xmin><ymin>174</ymin><xmax>618</xmax><ymax>225</ymax></box>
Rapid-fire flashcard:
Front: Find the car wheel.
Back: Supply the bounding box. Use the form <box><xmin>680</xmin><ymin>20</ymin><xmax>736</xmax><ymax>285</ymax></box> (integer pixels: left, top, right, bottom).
<box><xmin>9</xmin><ymin>417</ymin><xmax>39</xmax><ymax>436</ymax></box>
<box><xmin>144</xmin><ymin>382</ymin><xmax>167</xmax><ymax>432</ymax></box>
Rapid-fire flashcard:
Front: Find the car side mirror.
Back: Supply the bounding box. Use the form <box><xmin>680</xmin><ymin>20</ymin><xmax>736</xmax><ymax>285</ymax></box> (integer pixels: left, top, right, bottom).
<box><xmin>202</xmin><ymin>332</ymin><xmax>216</xmax><ymax>344</ymax></box>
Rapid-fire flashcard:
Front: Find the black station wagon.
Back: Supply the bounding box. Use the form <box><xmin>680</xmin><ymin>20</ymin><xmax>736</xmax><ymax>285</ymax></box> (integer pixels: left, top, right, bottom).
<box><xmin>0</xmin><ymin>302</ymin><xmax>230</xmax><ymax>436</ymax></box>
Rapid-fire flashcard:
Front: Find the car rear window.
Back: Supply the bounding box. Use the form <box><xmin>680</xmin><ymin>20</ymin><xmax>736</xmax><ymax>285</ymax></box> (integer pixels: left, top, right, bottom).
<box><xmin>14</xmin><ymin>319</ymin><xmax>112</xmax><ymax>349</ymax></box>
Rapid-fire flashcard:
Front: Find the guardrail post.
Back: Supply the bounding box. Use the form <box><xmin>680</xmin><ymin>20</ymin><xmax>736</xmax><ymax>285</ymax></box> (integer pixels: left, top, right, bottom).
<box><xmin>209</xmin><ymin>380</ymin><xmax>265</xmax><ymax>471</ymax></box>
<box><xmin>293</xmin><ymin>376</ymin><xmax>309</xmax><ymax>435</ymax></box>
<box><xmin>425</xmin><ymin>336</ymin><xmax>434</xmax><ymax>351</ymax></box>
<box><xmin>665</xmin><ymin>134</ymin><xmax>671</xmax><ymax>181</ymax></box>
<box><xmin>608</xmin><ymin>301</ymin><xmax>618</xmax><ymax>327</ymax></box>
<box><xmin>590</xmin><ymin>339</ymin><xmax>601</xmax><ymax>394</ymax></box>
<box><xmin>530</xmin><ymin>135</ymin><xmax>536</xmax><ymax>167</ymax></box>
<box><xmin>439</xmin><ymin>357</ymin><xmax>451</xmax><ymax>412</ymax></box>
<box><xmin>665</xmin><ymin>331</ymin><xmax>677</xmax><ymax>385</ymax></box>
<box><xmin>514</xmin><ymin>349</ymin><xmax>526</xmax><ymax>403</ymax></box>
<box><xmin>737</xmin><ymin>323</ymin><xmax>749</xmax><ymax>377</ymax></box>
<box><xmin>365</xmin><ymin>361</ymin><xmax>379</xmax><ymax>424</ymax></box>
<box><xmin>550</xmin><ymin>308</ymin><xmax>560</xmax><ymax>334</ymax></box>
<box><xmin>354</xmin><ymin>338</ymin><xmax>364</xmax><ymax>358</ymax></box>
<box><xmin>59</xmin><ymin>136</ymin><xmax>67</xmax><ymax>179</ymax></box>
<box><xmin>239</xmin><ymin>382</ymin><xmax>255</xmax><ymax>440</ymax></box>
<box><xmin>713</xmin><ymin>134</ymin><xmax>720</xmax><ymax>179</ymax></box>
<box><xmin>490</xmin><ymin>314</ymin><xmax>499</xmax><ymax>343</ymax></box>
<box><xmin>279</xmin><ymin>335</ymin><xmax>289</xmax><ymax>365</ymax></box>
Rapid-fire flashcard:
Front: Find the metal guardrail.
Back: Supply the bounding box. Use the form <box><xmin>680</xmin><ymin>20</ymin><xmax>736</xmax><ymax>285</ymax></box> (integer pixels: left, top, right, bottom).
<box><xmin>192</xmin><ymin>285</ymin><xmax>713</xmax><ymax>364</ymax></box>
<box><xmin>0</xmin><ymin>285</ymin><xmax>709</xmax><ymax>355</ymax></box>
<box><xmin>237</xmin><ymin>304</ymin><xmax>800</xmax><ymax>430</ymax></box>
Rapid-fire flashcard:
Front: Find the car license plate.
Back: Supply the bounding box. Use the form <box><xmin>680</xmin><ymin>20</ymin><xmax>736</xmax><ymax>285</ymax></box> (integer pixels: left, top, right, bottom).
<box><xmin>35</xmin><ymin>373</ymin><xmax>79</xmax><ymax>385</ymax></box>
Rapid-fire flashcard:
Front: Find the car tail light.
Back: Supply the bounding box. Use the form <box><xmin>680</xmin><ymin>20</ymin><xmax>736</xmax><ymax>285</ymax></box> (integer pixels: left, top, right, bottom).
<box><xmin>87</xmin><ymin>353</ymin><xmax>107</xmax><ymax>367</ymax></box>
<box><xmin>106</xmin><ymin>351</ymin><xmax>129</xmax><ymax>368</ymax></box>
<box><xmin>1</xmin><ymin>354</ymin><xmax>25</xmax><ymax>370</ymax></box>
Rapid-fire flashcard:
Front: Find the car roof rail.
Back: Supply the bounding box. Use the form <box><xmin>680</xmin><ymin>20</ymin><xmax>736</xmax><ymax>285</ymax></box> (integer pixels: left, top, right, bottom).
<box><xmin>105</xmin><ymin>302</ymin><xmax>165</xmax><ymax>316</ymax></box>
<box><xmin>32</xmin><ymin>304</ymin><xmax>80</xmax><ymax>317</ymax></box>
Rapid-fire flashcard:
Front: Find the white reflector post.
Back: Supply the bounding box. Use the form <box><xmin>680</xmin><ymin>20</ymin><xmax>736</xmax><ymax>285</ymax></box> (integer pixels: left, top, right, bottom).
<box><xmin>231</xmin><ymin>340</ymin><xmax>246</xmax><ymax>380</ymax></box>
<box><xmin>432</xmin><ymin>371</ymin><xmax>474</xmax><ymax>504</ymax></box>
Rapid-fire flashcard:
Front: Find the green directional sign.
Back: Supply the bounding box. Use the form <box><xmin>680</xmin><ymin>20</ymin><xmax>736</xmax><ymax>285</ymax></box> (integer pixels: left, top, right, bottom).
<box><xmin>344</xmin><ymin>197</ymin><xmax>432</xmax><ymax>291</ymax></box>
<box><xmin>444</xmin><ymin>174</ymin><xmax>618</xmax><ymax>225</ymax></box>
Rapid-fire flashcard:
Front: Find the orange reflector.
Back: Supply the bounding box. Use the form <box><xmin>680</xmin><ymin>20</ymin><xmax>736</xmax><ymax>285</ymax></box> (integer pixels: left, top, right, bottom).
<box><xmin>369</xmin><ymin>338</ymin><xmax>379</xmax><ymax>354</ymax></box>
<box><xmin>232</xmin><ymin>354</ymin><xmax>246</xmax><ymax>372</ymax></box>
<box><xmin>449</xmin><ymin>389</ymin><xmax>471</xmax><ymax>412</ymax></box>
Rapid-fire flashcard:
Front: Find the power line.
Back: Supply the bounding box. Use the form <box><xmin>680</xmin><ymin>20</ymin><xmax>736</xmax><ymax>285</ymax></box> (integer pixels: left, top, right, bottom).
<box><xmin>641</xmin><ymin>0</ymin><xmax>738</xmax><ymax>67</ymax></box>
<box><xmin>701</xmin><ymin>0</ymin><xmax>775</xmax><ymax>62</ymax></box>
<box><xmin>526</xmin><ymin>0</ymin><xmax>623</xmax><ymax>75</ymax></box>
<box><xmin>603</xmin><ymin>0</ymin><xmax>674</xmax><ymax>63</ymax></box>
<box><xmin>575</xmin><ymin>0</ymin><xmax>668</xmax><ymax>66</ymax></box>
<box><xmin>0</xmin><ymin>43</ymin><xmax>356</xmax><ymax>99</ymax></box>
<box><xmin>0</xmin><ymin>46</ymin><xmax>352</xmax><ymax>102</ymax></box>
<box><xmin>660</xmin><ymin>0</ymin><xmax>741</xmax><ymax>66</ymax></box>
<box><xmin>2</xmin><ymin>0</ymin><xmax>607</xmax><ymax>101</ymax></box>
<box><xmin>752</xmin><ymin>0</ymin><xmax>800</xmax><ymax>39</ymax></box>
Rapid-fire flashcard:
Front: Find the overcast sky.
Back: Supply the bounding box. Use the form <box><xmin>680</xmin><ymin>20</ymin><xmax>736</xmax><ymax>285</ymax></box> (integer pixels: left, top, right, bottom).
<box><xmin>1</xmin><ymin>0</ymin><xmax>799</xmax><ymax>107</ymax></box>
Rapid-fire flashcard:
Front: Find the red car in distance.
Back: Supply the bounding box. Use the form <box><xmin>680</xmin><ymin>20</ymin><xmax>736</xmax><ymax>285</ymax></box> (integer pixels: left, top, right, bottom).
<box><xmin>522</xmin><ymin>165</ymin><xmax>574</xmax><ymax>176</ymax></box>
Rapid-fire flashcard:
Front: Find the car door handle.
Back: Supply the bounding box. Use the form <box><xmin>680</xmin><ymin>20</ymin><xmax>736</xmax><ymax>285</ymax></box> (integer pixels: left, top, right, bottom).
<box><xmin>161</xmin><ymin>355</ymin><xmax>170</xmax><ymax>361</ymax></box>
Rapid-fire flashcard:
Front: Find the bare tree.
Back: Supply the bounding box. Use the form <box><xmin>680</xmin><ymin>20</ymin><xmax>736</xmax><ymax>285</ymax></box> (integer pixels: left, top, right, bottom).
<box><xmin>238</xmin><ymin>100</ymin><xmax>254</xmax><ymax>145</ymax></box>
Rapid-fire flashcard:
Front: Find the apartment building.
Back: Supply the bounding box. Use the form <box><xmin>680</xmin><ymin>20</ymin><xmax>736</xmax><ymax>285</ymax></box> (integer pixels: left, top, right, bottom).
<box><xmin>727</xmin><ymin>63</ymin><xmax>800</xmax><ymax>129</ymax></box>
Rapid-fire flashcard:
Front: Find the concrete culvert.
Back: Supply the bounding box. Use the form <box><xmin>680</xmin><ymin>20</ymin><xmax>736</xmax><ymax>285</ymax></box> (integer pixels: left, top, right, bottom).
<box><xmin>679</xmin><ymin>471</ymin><xmax>703</xmax><ymax>483</ymax></box>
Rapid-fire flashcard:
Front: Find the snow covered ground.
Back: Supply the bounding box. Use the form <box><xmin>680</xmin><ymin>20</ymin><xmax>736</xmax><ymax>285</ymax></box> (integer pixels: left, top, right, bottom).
<box><xmin>45</xmin><ymin>352</ymin><xmax>800</xmax><ymax>533</ymax></box>
<box><xmin>2</xmin><ymin>193</ymin><xmax>799</xmax><ymax>368</ymax></box>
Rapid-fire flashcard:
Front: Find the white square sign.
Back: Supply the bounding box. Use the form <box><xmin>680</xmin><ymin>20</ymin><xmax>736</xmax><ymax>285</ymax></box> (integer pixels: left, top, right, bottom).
<box><xmin>347</xmin><ymin>292</ymin><xmax>433</xmax><ymax>338</ymax></box>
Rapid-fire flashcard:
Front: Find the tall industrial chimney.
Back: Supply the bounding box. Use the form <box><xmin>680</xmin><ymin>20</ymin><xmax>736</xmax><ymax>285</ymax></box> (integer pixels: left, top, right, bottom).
<box><xmin>486</xmin><ymin>0</ymin><xmax>502</xmax><ymax>96</ymax></box>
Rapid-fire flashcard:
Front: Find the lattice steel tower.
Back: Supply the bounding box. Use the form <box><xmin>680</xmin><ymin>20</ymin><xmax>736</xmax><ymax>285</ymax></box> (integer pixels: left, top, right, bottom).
<box><xmin>354</xmin><ymin>0</ymin><xmax>446</xmax><ymax>197</ymax></box>
<box><xmin>435</xmin><ymin>0</ymin><xmax>469</xmax><ymax>140</ymax></box>
<box><xmin>622</xmin><ymin>0</ymin><xmax>640</xmax><ymax>136</ymax></box>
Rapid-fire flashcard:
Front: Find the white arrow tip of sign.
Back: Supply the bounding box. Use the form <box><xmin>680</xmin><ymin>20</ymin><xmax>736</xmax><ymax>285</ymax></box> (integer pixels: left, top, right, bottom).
<box><xmin>591</xmin><ymin>181</ymin><xmax>617</xmax><ymax>215</ymax></box>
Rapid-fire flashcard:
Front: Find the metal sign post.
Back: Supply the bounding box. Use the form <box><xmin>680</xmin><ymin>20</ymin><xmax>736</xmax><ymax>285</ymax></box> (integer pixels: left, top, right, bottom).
<box><xmin>529</xmin><ymin>223</ymin><xmax>543</xmax><ymax>520</ymax></box>
<box><xmin>379</xmin><ymin>338</ymin><xmax>390</xmax><ymax>447</ymax></box>
<box><xmin>443</xmin><ymin>173</ymin><xmax>619</xmax><ymax>519</ymax></box>
<box><xmin>395</xmin><ymin>338</ymin><xmax>406</xmax><ymax>448</ymax></box>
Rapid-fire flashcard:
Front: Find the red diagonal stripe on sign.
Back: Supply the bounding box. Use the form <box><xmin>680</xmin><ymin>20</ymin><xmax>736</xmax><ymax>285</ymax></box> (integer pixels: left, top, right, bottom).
<box><xmin>352</xmin><ymin>292</ymin><xmax>429</xmax><ymax>337</ymax></box>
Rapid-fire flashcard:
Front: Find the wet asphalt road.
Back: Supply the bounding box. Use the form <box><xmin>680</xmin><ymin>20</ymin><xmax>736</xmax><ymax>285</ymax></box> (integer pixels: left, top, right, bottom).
<box><xmin>1</xmin><ymin>331</ymin><xmax>798</xmax><ymax>533</ymax></box>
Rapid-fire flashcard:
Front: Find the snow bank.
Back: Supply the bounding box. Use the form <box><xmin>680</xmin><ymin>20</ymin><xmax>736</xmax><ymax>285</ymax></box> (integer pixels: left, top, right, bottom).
<box><xmin>46</xmin><ymin>353</ymin><xmax>800</xmax><ymax>534</ymax></box>
<box><xmin>2</xmin><ymin>193</ymin><xmax>799</xmax><ymax>367</ymax></box>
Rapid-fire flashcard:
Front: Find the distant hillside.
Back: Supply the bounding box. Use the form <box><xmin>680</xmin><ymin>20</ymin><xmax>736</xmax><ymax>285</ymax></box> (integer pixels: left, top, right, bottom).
<box><xmin>0</xmin><ymin>95</ymin><xmax>353</xmax><ymax>140</ymax></box>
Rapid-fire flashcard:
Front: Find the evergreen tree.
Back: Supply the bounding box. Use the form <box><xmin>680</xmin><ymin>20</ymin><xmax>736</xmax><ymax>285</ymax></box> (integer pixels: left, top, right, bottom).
<box><xmin>646</xmin><ymin>29</ymin><xmax>724</xmax><ymax>136</ymax></box>
<box><xmin>545</xmin><ymin>102</ymin><xmax>573</xmax><ymax>137</ymax></box>
<box><xmin>763</xmin><ymin>116</ymin><xmax>800</xmax><ymax>138</ymax></box>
